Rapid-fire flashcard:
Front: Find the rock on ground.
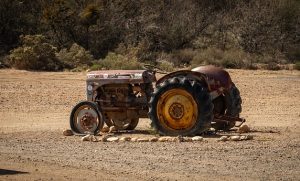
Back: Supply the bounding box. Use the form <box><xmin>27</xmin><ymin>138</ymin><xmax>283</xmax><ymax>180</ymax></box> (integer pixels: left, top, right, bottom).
<box><xmin>81</xmin><ymin>134</ymin><xmax>98</xmax><ymax>142</ymax></box>
<box><xmin>238</xmin><ymin>124</ymin><xmax>250</xmax><ymax>133</ymax></box>
<box><xmin>63</xmin><ymin>129</ymin><xmax>73</xmax><ymax>136</ymax></box>
<box><xmin>149</xmin><ymin>137</ymin><xmax>158</xmax><ymax>142</ymax></box>
<box><xmin>119</xmin><ymin>137</ymin><xmax>131</xmax><ymax>142</ymax></box>
<box><xmin>130</xmin><ymin>137</ymin><xmax>138</xmax><ymax>142</ymax></box>
<box><xmin>137</xmin><ymin>138</ymin><xmax>149</xmax><ymax>142</ymax></box>
<box><xmin>192</xmin><ymin>136</ymin><xmax>203</xmax><ymax>141</ymax></box>
<box><xmin>106</xmin><ymin>137</ymin><xmax>119</xmax><ymax>142</ymax></box>
<box><xmin>230</xmin><ymin>136</ymin><xmax>241</xmax><ymax>141</ymax></box>
<box><xmin>218</xmin><ymin>136</ymin><xmax>229</xmax><ymax>142</ymax></box>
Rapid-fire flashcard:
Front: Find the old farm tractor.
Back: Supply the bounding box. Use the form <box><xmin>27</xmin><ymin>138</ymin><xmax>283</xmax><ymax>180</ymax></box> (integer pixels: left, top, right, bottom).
<box><xmin>70</xmin><ymin>65</ymin><xmax>244</xmax><ymax>136</ymax></box>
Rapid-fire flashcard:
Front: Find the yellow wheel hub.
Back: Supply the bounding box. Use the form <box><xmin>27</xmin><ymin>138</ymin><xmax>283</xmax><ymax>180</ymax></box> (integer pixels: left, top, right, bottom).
<box><xmin>157</xmin><ymin>88</ymin><xmax>198</xmax><ymax>130</ymax></box>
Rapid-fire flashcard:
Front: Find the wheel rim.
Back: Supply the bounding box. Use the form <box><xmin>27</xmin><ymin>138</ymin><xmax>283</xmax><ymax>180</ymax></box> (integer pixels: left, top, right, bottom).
<box><xmin>73</xmin><ymin>105</ymin><xmax>99</xmax><ymax>133</ymax></box>
<box><xmin>156</xmin><ymin>88</ymin><xmax>198</xmax><ymax>130</ymax></box>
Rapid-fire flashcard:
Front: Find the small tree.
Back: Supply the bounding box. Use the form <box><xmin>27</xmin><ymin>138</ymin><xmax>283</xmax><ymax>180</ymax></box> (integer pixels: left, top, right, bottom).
<box><xmin>56</xmin><ymin>43</ymin><xmax>94</xmax><ymax>69</ymax></box>
<box><xmin>79</xmin><ymin>4</ymin><xmax>101</xmax><ymax>49</ymax></box>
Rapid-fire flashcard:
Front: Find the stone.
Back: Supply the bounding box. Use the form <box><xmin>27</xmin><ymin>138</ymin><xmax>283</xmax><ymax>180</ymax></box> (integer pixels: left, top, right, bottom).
<box><xmin>230</xmin><ymin>136</ymin><xmax>241</xmax><ymax>141</ymax></box>
<box><xmin>101</xmin><ymin>126</ymin><xmax>109</xmax><ymax>133</ymax></box>
<box><xmin>218</xmin><ymin>136</ymin><xmax>229</xmax><ymax>142</ymax></box>
<box><xmin>137</xmin><ymin>138</ymin><xmax>149</xmax><ymax>142</ymax></box>
<box><xmin>149</xmin><ymin>137</ymin><xmax>158</xmax><ymax>142</ymax></box>
<box><xmin>119</xmin><ymin>137</ymin><xmax>131</xmax><ymax>142</ymax></box>
<box><xmin>63</xmin><ymin>129</ymin><xmax>73</xmax><ymax>136</ymax></box>
<box><xmin>238</xmin><ymin>125</ymin><xmax>250</xmax><ymax>133</ymax></box>
<box><xmin>192</xmin><ymin>136</ymin><xmax>203</xmax><ymax>141</ymax></box>
<box><xmin>183</xmin><ymin>137</ymin><xmax>193</xmax><ymax>142</ymax></box>
<box><xmin>109</xmin><ymin>126</ymin><xmax>117</xmax><ymax>133</ymax></box>
<box><xmin>167</xmin><ymin>137</ymin><xmax>177</xmax><ymax>142</ymax></box>
<box><xmin>169</xmin><ymin>137</ymin><xmax>180</xmax><ymax>142</ymax></box>
<box><xmin>240</xmin><ymin>135</ymin><xmax>247</xmax><ymax>140</ymax></box>
<box><xmin>81</xmin><ymin>134</ymin><xmax>91</xmax><ymax>141</ymax></box>
<box><xmin>106</xmin><ymin>137</ymin><xmax>119</xmax><ymax>142</ymax></box>
<box><xmin>130</xmin><ymin>137</ymin><xmax>138</xmax><ymax>142</ymax></box>
<box><xmin>101</xmin><ymin>135</ymin><xmax>110</xmax><ymax>142</ymax></box>
<box><xmin>245</xmin><ymin>135</ymin><xmax>254</xmax><ymax>140</ymax></box>
<box><xmin>158</xmin><ymin>137</ymin><xmax>171</xmax><ymax>142</ymax></box>
<box><xmin>81</xmin><ymin>134</ymin><xmax>98</xmax><ymax>142</ymax></box>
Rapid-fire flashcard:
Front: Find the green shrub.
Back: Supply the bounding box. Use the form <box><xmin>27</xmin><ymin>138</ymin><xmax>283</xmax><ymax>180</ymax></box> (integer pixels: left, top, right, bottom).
<box><xmin>266</xmin><ymin>62</ymin><xmax>281</xmax><ymax>71</ymax></box>
<box><xmin>157</xmin><ymin>60</ymin><xmax>174</xmax><ymax>72</ymax></box>
<box><xmin>168</xmin><ymin>49</ymin><xmax>196</xmax><ymax>66</ymax></box>
<box><xmin>91</xmin><ymin>52</ymin><xmax>142</xmax><ymax>70</ymax></box>
<box><xmin>56</xmin><ymin>43</ymin><xmax>94</xmax><ymax>69</ymax></box>
<box><xmin>8</xmin><ymin>35</ymin><xmax>63</xmax><ymax>71</ymax></box>
<box><xmin>191</xmin><ymin>48</ymin><xmax>250</xmax><ymax>69</ymax></box>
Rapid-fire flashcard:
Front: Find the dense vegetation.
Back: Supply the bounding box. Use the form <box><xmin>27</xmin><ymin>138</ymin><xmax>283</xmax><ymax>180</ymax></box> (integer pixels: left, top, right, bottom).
<box><xmin>0</xmin><ymin>0</ymin><xmax>299</xmax><ymax>71</ymax></box>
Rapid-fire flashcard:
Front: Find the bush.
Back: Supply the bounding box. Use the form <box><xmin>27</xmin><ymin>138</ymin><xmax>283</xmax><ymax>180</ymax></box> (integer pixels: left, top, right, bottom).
<box><xmin>91</xmin><ymin>52</ymin><xmax>142</xmax><ymax>70</ymax></box>
<box><xmin>157</xmin><ymin>60</ymin><xmax>175</xmax><ymax>72</ymax></box>
<box><xmin>8</xmin><ymin>35</ymin><xmax>63</xmax><ymax>71</ymax></box>
<box><xmin>191</xmin><ymin>48</ymin><xmax>251</xmax><ymax>69</ymax></box>
<box><xmin>266</xmin><ymin>62</ymin><xmax>281</xmax><ymax>71</ymax></box>
<box><xmin>56</xmin><ymin>43</ymin><xmax>94</xmax><ymax>69</ymax></box>
<box><xmin>168</xmin><ymin>49</ymin><xmax>196</xmax><ymax>66</ymax></box>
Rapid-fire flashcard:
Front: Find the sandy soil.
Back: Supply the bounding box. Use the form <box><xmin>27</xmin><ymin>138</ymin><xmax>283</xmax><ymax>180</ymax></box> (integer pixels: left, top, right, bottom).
<box><xmin>0</xmin><ymin>69</ymin><xmax>299</xmax><ymax>181</ymax></box>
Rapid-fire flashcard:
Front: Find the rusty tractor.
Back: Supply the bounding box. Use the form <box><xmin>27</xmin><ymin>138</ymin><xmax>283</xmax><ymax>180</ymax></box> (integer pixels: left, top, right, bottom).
<box><xmin>70</xmin><ymin>65</ymin><xmax>244</xmax><ymax>136</ymax></box>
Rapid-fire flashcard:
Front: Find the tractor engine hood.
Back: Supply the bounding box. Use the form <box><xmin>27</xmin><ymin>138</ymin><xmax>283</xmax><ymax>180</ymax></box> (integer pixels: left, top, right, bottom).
<box><xmin>87</xmin><ymin>70</ymin><xmax>156</xmax><ymax>84</ymax></box>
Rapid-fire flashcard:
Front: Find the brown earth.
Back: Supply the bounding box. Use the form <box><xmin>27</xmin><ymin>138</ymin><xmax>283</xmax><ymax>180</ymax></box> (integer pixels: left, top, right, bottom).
<box><xmin>0</xmin><ymin>69</ymin><xmax>299</xmax><ymax>181</ymax></box>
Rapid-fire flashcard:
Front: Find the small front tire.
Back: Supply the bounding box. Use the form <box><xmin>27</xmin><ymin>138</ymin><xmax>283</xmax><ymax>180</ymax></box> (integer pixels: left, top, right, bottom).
<box><xmin>70</xmin><ymin>101</ymin><xmax>104</xmax><ymax>135</ymax></box>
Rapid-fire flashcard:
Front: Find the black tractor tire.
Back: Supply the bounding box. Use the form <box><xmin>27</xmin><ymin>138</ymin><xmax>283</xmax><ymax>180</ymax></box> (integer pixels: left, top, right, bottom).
<box><xmin>70</xmin><ymin>101</ymin><xmax>104</xmax><ymax>135</ymax></box>
<box><xmin>212</xmin><ymin>84</ymin><xmax>242</xmax><ymax>131</ymax></box>
<box><xmin>126</xmin><ymin>118</ymin><xmax>139</xmax><ymax>130</ymax></box>
<box><xmin>149</xmin><ymin>77</ymin><xmax>213</xmax><ymax>136</ymax></box>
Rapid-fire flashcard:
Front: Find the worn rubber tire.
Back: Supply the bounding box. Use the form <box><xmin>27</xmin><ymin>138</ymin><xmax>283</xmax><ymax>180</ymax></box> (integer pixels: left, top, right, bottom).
<box><xmin>212</xmin><ymin>84</ymin><xmax>242</xmax><ymax>130</ymax></box>
<box><xmin>149</xmin><ymin>77</ymin><xmax>213</xmax><ymax>136</ymax></box>
<box><xmin>70</xmin><ymin>101</ymin><xmax>104</xmax><ymax>135</ymax></box>
<box><xmin>126</xmin><ymin>118</ymin><xmax>139</xmax><ymax>130</ymax></box>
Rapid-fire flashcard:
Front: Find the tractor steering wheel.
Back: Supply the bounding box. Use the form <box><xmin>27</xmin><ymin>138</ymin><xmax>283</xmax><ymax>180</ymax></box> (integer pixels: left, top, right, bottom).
<box><xmin>142</xmin><ymin>64</ymin><xmax>168</xmax><ymax>74</ymax></box>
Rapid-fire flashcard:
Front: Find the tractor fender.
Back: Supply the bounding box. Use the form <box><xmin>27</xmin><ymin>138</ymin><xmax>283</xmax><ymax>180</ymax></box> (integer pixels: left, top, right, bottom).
<box><xmin>156</xmin><ymin>70</ymin><xmax>210</xmax><ymax>90</ymax></box>
<box><xmin>192</xmin><ymin>65</ymin><xmax>233</xmax><ymax>91</ymax></box>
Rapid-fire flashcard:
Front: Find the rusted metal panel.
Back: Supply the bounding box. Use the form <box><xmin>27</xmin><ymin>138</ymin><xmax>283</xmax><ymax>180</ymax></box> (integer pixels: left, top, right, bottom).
<box><xmin>86</xmin><ymin>70</ymin><xmax>156</xmax><ymax>101</ymax></box>
<box><xmin>87</xmin><ymin>70</ymin><xmax>156</xmax><ymax>84</ymax></box>
<box><xmin>192</xmin><ymin>66</ymin><xmax>233</xmax><ymax>91</ymax></box>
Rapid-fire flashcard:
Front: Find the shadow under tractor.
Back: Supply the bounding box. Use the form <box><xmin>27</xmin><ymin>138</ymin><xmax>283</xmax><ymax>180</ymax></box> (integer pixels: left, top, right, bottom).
<box><xmin>70</xmin><ymin>65</ymin><xmax>244</xmax><ymax>136</ymax></box>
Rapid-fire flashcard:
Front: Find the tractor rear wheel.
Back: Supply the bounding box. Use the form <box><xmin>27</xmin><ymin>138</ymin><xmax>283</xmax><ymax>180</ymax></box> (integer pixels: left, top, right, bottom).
<box><xmin>212</xmin><ymin>84</ymin><xmax>242</xmax><ymax>130</ymax></box>
<box><xmin>70</xmin><ymin>101</ymin><xmax>104</xmax><ymax>135</ymax></box>
<box><xmin>149</xmin><ymin>77</ymin><xmax>213</xmax><ymax>136</ymax></box>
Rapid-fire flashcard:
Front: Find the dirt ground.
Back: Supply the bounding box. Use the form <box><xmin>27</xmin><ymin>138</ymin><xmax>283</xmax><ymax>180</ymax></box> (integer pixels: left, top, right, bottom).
<box><xmin>0</xmin><ymin>68</ymin><xmax>299</xmax><ymax>181</ymax></box>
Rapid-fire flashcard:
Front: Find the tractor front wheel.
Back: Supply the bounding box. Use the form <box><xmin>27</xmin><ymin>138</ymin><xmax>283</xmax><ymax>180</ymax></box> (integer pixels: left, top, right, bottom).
<box><xmin>70</xmin><ymin>101</ymin><xmax>104</xmax><ymax>135</ymax></box>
